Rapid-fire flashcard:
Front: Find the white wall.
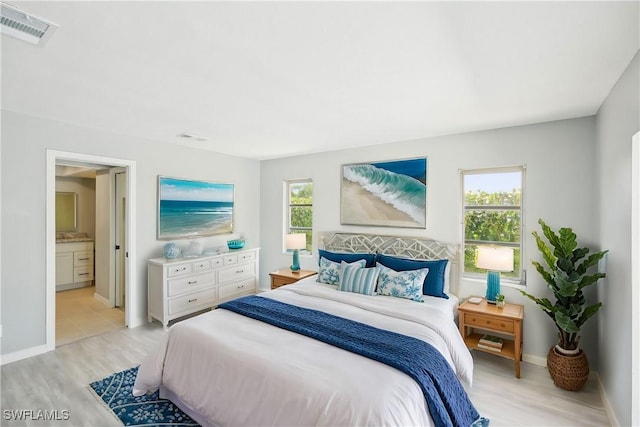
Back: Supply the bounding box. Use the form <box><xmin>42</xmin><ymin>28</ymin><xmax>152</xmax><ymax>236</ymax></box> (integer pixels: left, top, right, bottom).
<box><xmin>595</xmin><ymin>51</ymin><xmax>639</xmax><ymax>427</ymax></box>
<box><xmin>260</xmin><ymin>117</ymin><xmax>599</xmax><ymax>364</ymax></box>
<box><xmin>55</xmin><ymin>177</ymin><xmax>96</xmax><ymax>238</ymax></box>
<box><xmin>1</xmin><ymin>110</ymin><xmax>261</xmax><ymax>356</ymax></box>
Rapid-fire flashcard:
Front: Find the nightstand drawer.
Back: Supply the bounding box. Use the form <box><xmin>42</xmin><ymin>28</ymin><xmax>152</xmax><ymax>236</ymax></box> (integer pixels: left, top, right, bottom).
<box><xmin>271</xmin><ymin>277</ymin><xmax>293</xmax><ymax>289</ymax></box>
<box><xmin>464</xmin><ymin>312</ymin><xmax>514</xmax><ymax>333</ymax></box>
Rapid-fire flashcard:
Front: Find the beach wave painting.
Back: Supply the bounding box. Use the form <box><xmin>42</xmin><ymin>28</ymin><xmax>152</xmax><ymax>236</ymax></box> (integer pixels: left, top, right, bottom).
<box><xmin>341</xmin><ymin>158</ymin><xmax>426</xmax><ymax>228</ymax></box>
<box><xmin>158</xmin><ymin>176</ymin><xmax>234</xmax><ymax>240</ymax></box>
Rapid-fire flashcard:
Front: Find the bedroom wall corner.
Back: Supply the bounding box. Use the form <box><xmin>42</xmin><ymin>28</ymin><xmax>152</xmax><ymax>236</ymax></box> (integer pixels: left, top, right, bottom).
<box><xmin>595</xmin><ymin>49</ymin><xmax>639</xmax><ymax>427</ymax></box>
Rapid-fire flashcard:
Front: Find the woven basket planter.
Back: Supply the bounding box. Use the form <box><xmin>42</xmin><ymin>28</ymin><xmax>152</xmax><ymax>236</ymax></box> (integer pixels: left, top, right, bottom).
<box><xmin>547</xmin><ymin>346</ymin><xmax>589</xmax><ymax>391</ymax></box>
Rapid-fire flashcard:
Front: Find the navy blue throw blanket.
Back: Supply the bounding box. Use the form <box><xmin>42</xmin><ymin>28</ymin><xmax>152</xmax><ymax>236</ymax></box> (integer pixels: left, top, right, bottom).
<box><xmin>219</xmin><ymin>295</ymin><xmax>488</xmax><ymax>427</ymax></box>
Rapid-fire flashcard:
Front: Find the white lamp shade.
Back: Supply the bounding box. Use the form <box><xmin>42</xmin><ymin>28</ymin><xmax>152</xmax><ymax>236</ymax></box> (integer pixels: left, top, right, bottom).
<box><xmin>476</xmin><ymin>246</ymin><xmax>514</xmax><ymax>272</ymax></box>
<box><xmin>285</xmin><ymin>233</ymin><xmax>306</xmax><ymax>250</ymax></box>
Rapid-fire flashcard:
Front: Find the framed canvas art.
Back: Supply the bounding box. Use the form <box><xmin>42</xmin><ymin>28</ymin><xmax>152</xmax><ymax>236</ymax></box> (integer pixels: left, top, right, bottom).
<box><xmin>341</xmin><ymin>157</ymin><xmax>427</xmax><ymax>228</ymax></box>
<box><xmin>157</xmin><ymin>176</ymin><xmax>234</xmax><ymax>240</ymax></box>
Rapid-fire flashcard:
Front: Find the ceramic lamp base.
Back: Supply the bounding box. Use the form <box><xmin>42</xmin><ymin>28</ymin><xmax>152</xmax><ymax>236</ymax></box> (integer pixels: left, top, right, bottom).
<box><xmin>290</xmin><ymin>249</ymin><xmax>301</xmax><ymax>272</ymax></box>
<box><xmin>485</xmin><ymin>271</ymin><xmax>501</xmax><ymax>303</ymax></box>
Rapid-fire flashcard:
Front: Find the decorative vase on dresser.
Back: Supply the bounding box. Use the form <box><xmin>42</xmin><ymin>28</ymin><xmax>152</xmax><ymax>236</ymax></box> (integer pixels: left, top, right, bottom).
<box><xmin>147</xmin><ymin>247</ymin><xmax>259</xmax><ymax>329</ymax></box>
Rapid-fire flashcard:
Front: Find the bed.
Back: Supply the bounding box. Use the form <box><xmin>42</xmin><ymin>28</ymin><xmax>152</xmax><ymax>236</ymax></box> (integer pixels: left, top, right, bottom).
<box><xmin>134</xmin><ymin>233</ymin><xmax>485</xmax><ymax>427</ymax></box>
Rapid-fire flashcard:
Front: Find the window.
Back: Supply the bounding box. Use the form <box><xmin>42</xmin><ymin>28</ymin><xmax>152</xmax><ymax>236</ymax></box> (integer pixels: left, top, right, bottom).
<box><xmin>286</xmin><ymin>179</ymin><xmax>313</xmax><ymax>253</ymax></box>
<box><xmin>462</xmin><ymin>167</ymin><xmax>524</xmax><ymax>282</ymax></box>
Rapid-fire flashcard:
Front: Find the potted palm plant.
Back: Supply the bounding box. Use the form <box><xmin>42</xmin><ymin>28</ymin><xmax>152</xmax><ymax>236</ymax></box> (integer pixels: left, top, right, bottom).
<box><xmin>520</xmin><ymin>219</ymin><xmax>608</xmax><ymax>391</ymax></box>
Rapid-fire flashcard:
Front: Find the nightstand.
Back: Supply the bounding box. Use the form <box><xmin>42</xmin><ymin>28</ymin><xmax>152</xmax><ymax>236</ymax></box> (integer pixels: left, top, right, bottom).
<box><xmin>269</xmin><ymin>269</ymin><xmax>317</xmax><ymax>289</ymax></box>
<box><xmin>458</xmin><ymin>298</ymin><xmax>524</xmax><ymax>378</ymax></box>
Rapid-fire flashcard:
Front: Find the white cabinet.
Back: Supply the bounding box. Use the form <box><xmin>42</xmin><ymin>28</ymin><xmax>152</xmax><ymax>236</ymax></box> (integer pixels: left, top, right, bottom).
<box><xmin>148</xmin><ymin>248</ymin><xmax>260</xmax><ymax>328</ymax></box>
<box><xmin>56</xmin><ymin>252</ymin><xmax>74</xmax><ymax>285</ymax></box>
<box><xmin>55</xmin><ymin>241</ymin><xmax>94</xmax><ymax>291</ymax></box>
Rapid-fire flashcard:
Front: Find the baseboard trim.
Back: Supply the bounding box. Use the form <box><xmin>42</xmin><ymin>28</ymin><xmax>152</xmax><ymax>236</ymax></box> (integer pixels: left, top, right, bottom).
<box><xmin>93</xmin><ymin>292</ymin><xmax>111</xmax><ymax>307</ymax></box>
<box><xmin>596</xmin><ymin>372</ymin><xmax>619</xmax><ymax>427</ymax></box>
<box><xmin>523</xmin><ymin>353</ymin><xmax>547</xmax><ymax>367</ymax></box>
<box><xmin>0</xmin><ymin>344</ymin><xmax>52</xmax><ymax>366</ymax></box>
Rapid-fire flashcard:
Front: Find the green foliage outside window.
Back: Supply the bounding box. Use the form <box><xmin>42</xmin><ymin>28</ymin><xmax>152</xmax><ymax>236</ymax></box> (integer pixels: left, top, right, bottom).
<box><xmin>464</xmin><ymin>189</ymin><xmax>522</xmax><ymax>278</ymax></box>
<box><xmin>289</xmin><ymin>182</ymin><xmax>313</xmax><ymax>252</ymax></box>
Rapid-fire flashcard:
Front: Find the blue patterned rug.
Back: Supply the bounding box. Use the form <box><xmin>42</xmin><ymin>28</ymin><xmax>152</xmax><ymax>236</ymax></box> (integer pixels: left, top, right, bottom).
<box><xmin>89</xmin><ymin>366</ymin><xmax>199</xmax><ymax>426</ymax></box>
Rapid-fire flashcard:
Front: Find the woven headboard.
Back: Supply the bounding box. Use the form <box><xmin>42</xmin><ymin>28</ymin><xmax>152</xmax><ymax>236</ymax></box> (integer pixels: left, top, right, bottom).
<box><xmin>319</xmin><ymin>232</ymin><xmax>460</xmax><ymax>295</ymax></box>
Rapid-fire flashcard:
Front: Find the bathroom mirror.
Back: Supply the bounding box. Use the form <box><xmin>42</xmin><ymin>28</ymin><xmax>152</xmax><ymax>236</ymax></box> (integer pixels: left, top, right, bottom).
<box><xmin>56</xmin><ymin>192</ymin><xmax>77</xmax><ymax>232</ymax></box>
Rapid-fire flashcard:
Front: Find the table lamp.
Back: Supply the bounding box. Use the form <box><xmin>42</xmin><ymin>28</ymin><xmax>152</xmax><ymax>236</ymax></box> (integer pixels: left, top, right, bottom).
<box><xmin>476</xmin><ymin>246</ymin><xmax>514</xmax><ymax>303</ymax></box>
<box><xmin>285</xmin><ymin>233</ymin><xmax>306</xmax><ymax>272</ymax></box>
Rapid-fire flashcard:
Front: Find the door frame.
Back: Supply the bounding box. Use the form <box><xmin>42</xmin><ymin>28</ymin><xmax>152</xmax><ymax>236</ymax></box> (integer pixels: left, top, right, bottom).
<box><xmin>632</xmin><ymin>131</ymin><xmax>639</xmax><ymax>427</ymax></box>
<box><xmin>46</xmin><ymin>150</ymin><xmax>137</xmax><ymax>350</ymax></box>
<box><xmin>113</xmin><ymin>168</ymin><xmax>127</xmax><ymax>308</ymax></box>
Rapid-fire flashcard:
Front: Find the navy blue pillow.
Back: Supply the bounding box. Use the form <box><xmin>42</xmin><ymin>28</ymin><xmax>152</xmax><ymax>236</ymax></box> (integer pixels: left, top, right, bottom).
<box><xmin>317</xmin><ymin>249</ymin><xmax>376</xmax><ymax>268</ymax></box>
<box><xmin>375</xmin><ymin>254</ymin><xmax>449</xmax><ymax>299</ymax></box>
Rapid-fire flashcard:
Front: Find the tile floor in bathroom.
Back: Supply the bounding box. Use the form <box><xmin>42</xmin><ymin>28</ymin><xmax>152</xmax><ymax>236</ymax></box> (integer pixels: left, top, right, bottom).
<box><xmin>56</xmin><ymin>285</ymin><xmax>125</xmax><ymax>347</ymax></box>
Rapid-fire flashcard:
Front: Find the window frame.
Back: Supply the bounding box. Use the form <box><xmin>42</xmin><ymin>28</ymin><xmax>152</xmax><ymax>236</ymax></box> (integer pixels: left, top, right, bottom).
<box><xmin>461</xmin><ymin>166</ymin><xmax>526</xmax><ymax>285</ymax></box>
<box><xmin>284</xmin><ymin>178</ymin><xmax>313</xmax><ymax>254</ymax></box>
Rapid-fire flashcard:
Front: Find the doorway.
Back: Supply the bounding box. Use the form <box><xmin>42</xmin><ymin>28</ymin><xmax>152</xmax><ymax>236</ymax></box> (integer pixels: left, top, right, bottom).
<box><xmin>46</xmin><ymin>150</ymin><xmax>137</xmax><ymax>351</ymax></box>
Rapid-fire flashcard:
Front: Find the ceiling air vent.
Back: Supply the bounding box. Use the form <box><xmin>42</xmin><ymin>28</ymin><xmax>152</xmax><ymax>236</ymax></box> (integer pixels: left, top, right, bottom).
<box><xmin>177</xmin><ymin>133</ymin><xmax>209</xmax><ymax>142</ymax></box>
<box><xmin>0</xmin><ymin>2</ymin><xmax>58</xmax><ymax>46</ymax></box>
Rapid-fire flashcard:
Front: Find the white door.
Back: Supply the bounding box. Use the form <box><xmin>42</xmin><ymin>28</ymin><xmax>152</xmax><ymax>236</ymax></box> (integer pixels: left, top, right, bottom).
<box><xmin>115</xmin><ymin>170</ymin><xmax>127</xmax><ymax>309</ymax></box>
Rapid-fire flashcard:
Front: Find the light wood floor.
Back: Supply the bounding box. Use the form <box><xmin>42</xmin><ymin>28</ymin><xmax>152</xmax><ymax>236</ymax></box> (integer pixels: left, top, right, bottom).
<box><xmin>56</xmin><ymin>286</ymin><xmax>125</xmax><ymax>347</ymax></box>
<box><xmin>1</xmin><ymin>322</ymin><xmax>609</xmax><ymax>426</ymax></box>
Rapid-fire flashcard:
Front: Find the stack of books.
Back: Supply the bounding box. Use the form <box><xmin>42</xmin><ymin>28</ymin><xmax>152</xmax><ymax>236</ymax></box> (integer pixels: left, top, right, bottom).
<box><xmin>478</xmin><ymin>334</ymin><xmax>503</xmax><ymax>352</ymax></box>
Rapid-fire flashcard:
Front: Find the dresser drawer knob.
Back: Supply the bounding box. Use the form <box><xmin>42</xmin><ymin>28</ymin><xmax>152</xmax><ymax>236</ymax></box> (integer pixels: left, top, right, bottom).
<box><xmin>188</xmin><ymin>298</ymin><xmax>198</xmax><ymax>303</ymax></box>
<box><xmin>78</xmin><ymin>257</ymin><xmax>90</xmax><ymax>261</ymax></box>
<box><xmin>236</xmin><ymin>269</ymin><xmax>244</xmax><ymax>274</ymax></box>
<box><xmin>188</xmin><ymin>280</ymin><xmax>197</xmax><ymax>285</ymax></box>
<box><xmin>237</xmin><ymin>285</ymin><xmax>244</xmax><ymax>289</ymax></box>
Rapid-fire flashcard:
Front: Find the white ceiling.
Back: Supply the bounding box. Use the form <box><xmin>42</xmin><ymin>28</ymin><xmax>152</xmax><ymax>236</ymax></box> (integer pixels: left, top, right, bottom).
<box><xmin>2</xmin><ymin>1</ymin><xmax>638</xmax><ymax>160</ymax></box>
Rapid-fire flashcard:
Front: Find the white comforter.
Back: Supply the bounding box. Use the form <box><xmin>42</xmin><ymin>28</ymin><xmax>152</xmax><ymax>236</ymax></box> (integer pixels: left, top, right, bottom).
<box><xmin>134</xmin><ymin>278</ymin><xmax>474</xmax><ymax>427</ymax></box>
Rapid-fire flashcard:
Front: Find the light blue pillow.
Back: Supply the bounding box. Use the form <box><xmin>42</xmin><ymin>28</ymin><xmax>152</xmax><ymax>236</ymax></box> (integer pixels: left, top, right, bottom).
<box><xmin>317</xmin><ymin>257</ymin><xmax>366</xmax><ymax>285</ymax></box>
<box><xmin>376</xmin><ymin>263</ymin><xmax>428</xmax><ymax>302</ymax></box>
<box><xmin>339</xmin><ymin>262</ymin><xmax>380</xmax><ymax>296</ymax></box>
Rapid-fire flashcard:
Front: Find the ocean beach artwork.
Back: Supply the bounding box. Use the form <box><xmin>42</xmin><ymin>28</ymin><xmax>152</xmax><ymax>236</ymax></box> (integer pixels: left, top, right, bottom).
<box><xmin>157</xmin><ymin>176</ymin><xmax>234</xmax><ymax>240</ymax></box>
<box><xmin>341</xmin><ymin>158</ymin><xmax>427</xmax><ymax>228</ymax></box>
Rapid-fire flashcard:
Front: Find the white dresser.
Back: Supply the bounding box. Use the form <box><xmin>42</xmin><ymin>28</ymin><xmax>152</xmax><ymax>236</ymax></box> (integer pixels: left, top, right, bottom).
<box><xmin>56</xmin><ymin>240</ymin><xmax>94</xmax><ymax>291</ymax></box>
<box><xmin>147</xmin><ymin>247</ymin><xmax>260</xmax><ymax>328</ymax></box>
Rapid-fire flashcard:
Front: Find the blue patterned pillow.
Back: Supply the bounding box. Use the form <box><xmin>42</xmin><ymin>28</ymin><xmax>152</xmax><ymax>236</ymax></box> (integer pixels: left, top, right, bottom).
<box><xmin>317</xmin><ymin>257</ymin><xmax>366</xmax><ymax>285</ymax></box>
<box><xmin>376</xmin><ymin>263</ymin><xmax>428</xmax><ymax>302</ymax></box>
<box><xmin>339</xmin><ymin>262</ymin><xmax>380</xmax><ymax>296</ymax></box>
<box><xmin>376</xmin><ymin>254</ymin><xmax>449</xmax><ymax>299</ymax></box>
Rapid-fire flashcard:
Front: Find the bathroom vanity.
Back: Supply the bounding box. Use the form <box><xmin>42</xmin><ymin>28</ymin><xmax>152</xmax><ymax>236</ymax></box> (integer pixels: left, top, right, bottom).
<box><xmin>56</xmin><ymin>239</ymin><xmax>94</xmax><ymax>291</ymax></box>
